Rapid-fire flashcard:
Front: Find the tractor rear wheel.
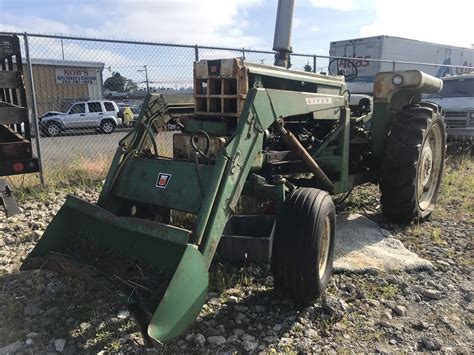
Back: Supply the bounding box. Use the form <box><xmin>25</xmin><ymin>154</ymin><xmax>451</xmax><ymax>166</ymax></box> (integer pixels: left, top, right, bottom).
<box><xmin>380</xmin><ymin>104</ymin><xmax>446</xmax><ymax>223</ymax></box>
<box><xmin>272</xmin><ymin>188</ymin><xmax>336</xmax><ymax>305</ymax></box>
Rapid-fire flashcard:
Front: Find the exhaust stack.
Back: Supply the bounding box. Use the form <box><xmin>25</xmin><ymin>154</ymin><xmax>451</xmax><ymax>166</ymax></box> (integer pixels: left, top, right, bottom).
<box><xmin>273</xmin><ymin>0</ymin><xmax>295</xmax><ymax>68</ymax></box>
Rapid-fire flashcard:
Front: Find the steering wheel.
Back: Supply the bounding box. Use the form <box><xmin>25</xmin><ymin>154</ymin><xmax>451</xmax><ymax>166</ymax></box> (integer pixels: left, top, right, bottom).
<box><xmin>328</xmin><ymin>58</ymin><xmax>358</xmax><ymax>82</ymax></box>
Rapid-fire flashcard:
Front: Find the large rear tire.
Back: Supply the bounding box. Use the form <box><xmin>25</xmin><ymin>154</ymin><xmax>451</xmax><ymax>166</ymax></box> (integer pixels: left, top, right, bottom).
<box><xmin>272</xmin><ymin>188</ymin><xmax>336</xmax><ymax>305</ymax></box>
<box><xmin>380</xmin><ymin>104</ymin><xmax>446</xmax><ymax>223</ymax></box>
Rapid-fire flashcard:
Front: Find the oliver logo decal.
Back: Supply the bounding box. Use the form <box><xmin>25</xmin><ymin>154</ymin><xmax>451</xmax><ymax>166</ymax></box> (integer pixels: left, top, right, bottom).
<box><xmin>156</xmin><ymin>173</ymin><xmax>172</xmax><ymax>188</ymax></box>
<box><xmin>305</xmin><ymin>97</ymin><xmax>332</xmax><ymax>105</ymax></box>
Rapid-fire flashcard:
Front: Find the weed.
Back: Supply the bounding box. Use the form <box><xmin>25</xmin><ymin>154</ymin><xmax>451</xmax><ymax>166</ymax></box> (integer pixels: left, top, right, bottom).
<box><xmin>431</xmin><ymin>228</ymin><xmax>443</xmax><ymax>244</ymax></box>
<box><xmin>379</xmin><ymin>284</ymin><xmax>398</xmax><ymax>299</ymax></box>
<box><xmin>109</xmin><ymin>340</ymin><xmax>122</xmax><ymax>352</ymax></box>
<box><xmin>95</xmin><ymin>329</ymin><xmax>112</xmax><ymax>343</ymax></box>
<box><xmin>354</xmin><ymin>278</ymin><xmax>398</xmax><ymax>300</ymax></box>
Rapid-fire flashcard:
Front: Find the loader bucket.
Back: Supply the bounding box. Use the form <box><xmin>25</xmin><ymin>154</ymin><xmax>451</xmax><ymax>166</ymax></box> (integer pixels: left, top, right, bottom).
<box><xmin>21</xmin><ymin>195</ymin><xmax>209</xmax><ymax>345</ymax></box>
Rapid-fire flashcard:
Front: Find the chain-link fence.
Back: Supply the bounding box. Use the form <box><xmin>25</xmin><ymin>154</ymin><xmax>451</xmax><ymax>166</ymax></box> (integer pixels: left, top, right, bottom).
<box><xmin>1</xmin><ymin>32</ymin><xmax>473</xmax><ymax>184</ymax></box>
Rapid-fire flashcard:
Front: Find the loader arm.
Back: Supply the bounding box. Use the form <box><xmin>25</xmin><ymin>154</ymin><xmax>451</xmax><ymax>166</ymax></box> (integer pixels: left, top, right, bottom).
<box><xmin>22</xmin><ymin>88</ymin><xmax>345</xmax><ymax>344</ymax></box>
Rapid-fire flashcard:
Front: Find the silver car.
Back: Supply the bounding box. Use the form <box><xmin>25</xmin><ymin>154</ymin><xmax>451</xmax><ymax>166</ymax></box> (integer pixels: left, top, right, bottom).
<box><xmin>40</xmin><ymin>100</ymin><xmax>122</xmax><ymax>136</ymax></box>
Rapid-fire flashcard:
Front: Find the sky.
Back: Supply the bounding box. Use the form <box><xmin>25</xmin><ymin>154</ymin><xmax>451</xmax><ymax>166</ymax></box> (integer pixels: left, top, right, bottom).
<box><xmin>1</xmin><ymin>0</ymin><xmax>473</xmax><ymax>88</ymax></box>
<box><xmin>1</xmin><ymin>0</ymin><xmax>473</xmax><ymax>53</ymax></box>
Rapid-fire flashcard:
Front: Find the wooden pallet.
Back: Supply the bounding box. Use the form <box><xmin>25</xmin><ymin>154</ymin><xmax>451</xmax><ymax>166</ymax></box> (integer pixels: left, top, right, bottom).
<box><xmin>0</xmin><ymin>124</ymin><xmax>33</xmax><ymax>160</ymax></box>
<box><xmin>0</xmin><ymin>101</ymin><xmax>28</xmax><ymax>125</ymax></box>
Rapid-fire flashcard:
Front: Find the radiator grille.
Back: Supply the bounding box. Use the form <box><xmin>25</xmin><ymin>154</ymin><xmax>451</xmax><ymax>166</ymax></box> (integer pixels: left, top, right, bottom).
<box><xmin>446</xmin><ymin>119</ymin><xmax>467</xmax><ymax>129</ymax></box>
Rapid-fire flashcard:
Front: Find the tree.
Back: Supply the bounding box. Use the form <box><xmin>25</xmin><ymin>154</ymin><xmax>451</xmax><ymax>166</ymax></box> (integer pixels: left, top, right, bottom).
<box><xmin>124</xmin><ymin>79</ymin><xmax>138</xmax><ymax>92</ymax></box>
<box><xmin>304</xmin><ymin>63</ymin><xmax>313</xmax><ymax>72</ymax></box>
<box><xmin>104</xmin><ymin>72</ymin><xmax>137</xmax><ymax>92</ymax></box>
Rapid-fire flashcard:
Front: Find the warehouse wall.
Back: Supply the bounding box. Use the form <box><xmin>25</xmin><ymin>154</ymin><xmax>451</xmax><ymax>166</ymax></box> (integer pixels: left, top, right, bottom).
<box><xmin>22</xmin><ymin>64</ymin><xmax>103</xmax><ymax>115</ymax></box>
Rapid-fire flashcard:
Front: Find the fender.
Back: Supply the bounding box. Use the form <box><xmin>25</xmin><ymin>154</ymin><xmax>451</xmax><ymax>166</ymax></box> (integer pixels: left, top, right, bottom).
<box><xmin>41</xmin><ymin>117</ymin><xmax>65</xmax><ymax>130</ymax></box>
<box><xmin>100</xmin><ymin>115</ymin><xmax>120</xmax><ymax>126</ymax></box>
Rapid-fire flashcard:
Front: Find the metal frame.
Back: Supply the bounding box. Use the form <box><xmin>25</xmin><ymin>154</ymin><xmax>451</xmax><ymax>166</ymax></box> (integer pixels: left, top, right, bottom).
<box><xmin>23</xmin><ymin>33</ymin><xmax>44</xmax><ymax>184</ymax></box>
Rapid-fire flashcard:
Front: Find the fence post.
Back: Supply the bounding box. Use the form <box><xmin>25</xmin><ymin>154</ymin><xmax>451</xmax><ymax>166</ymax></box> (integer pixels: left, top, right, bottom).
<box><xmin>23</xmin><ymin>33</ymin><xmax>45</xmax><ymax>186</ymax></box>
<box><xmin>194</xmin><ymin>45</ymin><xmax>199</xmax><ymax>61</ymax></box>
<box><xmin>242</xmin><ymin>47</ymin><xmax>246</xmax><ymax>60</ymax></box>
<box><xmin>392</xmin><ymin>61</ymin><xmax>396</xmax><ymax>71</ymax></box>
<box><xmin>313</xmin><ymin>55</ymin><xmax>317</xmax><ymax>73</ymax></box>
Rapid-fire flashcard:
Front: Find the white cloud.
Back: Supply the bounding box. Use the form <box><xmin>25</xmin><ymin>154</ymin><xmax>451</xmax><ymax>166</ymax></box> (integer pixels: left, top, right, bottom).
<box><xmin>310</xmin><ymin>0</ymin><xmax>360</xmax><ymax>11</ymax></box>
<box><xmin>0</xmin><ymin>14</ymin><xmax>71</xmax><ymax>34</ymax></box>
<box><xmin>293</xmin><ymin>17</ymin><xmax>304</xmax><ymax>30</ymax></box>
<box><xmin>359</xmin><ymin>0</ymin><xmax>474</xmax><ymax>48</ymax></box>
<box><xmin>309</xmin><ymin>25</ymin><xmax>320</xmax><ymax>33</ymax></box>
<box><xmin>99</xmin><ymin>0</ymin><xmax>263</xmax><ymax>47</ymax></box>
<box><xmin>0</xmin><ymin>0</ymin><xmax>264</xmax><ymax>48</ymax></box>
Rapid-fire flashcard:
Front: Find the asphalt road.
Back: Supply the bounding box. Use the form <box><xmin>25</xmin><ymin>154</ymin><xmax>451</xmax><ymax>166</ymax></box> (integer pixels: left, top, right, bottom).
<box><xmin>32</xmin><ymin>129</ymin><xmax>176</xmax><ymax>167</ymax></box>
<box><xmin>32</xmin><ymin>131</ymin><xmax>129</xmax><ymax>164</ymax></box>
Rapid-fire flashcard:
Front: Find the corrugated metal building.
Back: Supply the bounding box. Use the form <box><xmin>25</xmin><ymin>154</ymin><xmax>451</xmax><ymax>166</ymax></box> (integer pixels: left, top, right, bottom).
<box><xmin>22</xmin><ymin>58</ymin><xmax>104</xmax><ymax>115</ymax></box>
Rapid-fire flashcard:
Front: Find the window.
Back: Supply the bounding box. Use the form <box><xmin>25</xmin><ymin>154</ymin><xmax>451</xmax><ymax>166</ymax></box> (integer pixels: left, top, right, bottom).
<box><xmin>69</xmin><ymin>103</ymin><xmax>85</xmax><ymax>114</ymax></box>
<box><xmin>88</xmin><ymin>102</ymin><xmax>103</xmax><ymax>113</ymax></box>
<box><xmin>104</xmin><ymin>102</ymin><xmax>115</xmax><ymax>112</ymax></box>
<box><xmin>438</xmin><ymin>78</ymin><xmax>474</xmax><ymax>98</ymax></box>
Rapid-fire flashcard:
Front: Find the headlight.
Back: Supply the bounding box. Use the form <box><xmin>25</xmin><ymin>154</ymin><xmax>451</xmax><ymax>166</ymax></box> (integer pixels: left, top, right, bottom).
<box><xmin>392</xmin><ymin>74</ymin><xmax>404</xmax><ymax>86</ymax></box>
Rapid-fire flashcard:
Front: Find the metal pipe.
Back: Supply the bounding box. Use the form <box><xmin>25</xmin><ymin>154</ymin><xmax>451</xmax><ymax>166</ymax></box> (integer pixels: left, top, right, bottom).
<box><xmin>276</xmin><ymin>121</ymin><xmax>334</xmax><ymax>193</ymax></box>
<box><xmin>272</xmin><ymin>0</ymin><xmax>295</xmax><ymax>68</ymax></box>
<box><xmin>194</xmin><ymin>45</ymin><xmax>199</xmax><ymax>61</ymax></box>
<box><xmin>23</xmin><ymin>33</ymin><xmax>45</xmax><ymax>186</ymax></box>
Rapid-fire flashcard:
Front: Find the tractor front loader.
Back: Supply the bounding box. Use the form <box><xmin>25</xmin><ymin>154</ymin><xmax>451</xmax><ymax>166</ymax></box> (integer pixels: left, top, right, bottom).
<box><xmin>21</xmin><ymin>0</ymin><xmax>446</xmax><ymax>346</ymax></box>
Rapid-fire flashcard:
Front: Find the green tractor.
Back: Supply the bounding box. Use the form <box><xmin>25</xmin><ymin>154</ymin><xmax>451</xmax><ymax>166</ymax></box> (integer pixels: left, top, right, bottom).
<box><xmin>21</xmin><ymin>0</ymin><xmax>446</xmax><ymax>347</ymax></box>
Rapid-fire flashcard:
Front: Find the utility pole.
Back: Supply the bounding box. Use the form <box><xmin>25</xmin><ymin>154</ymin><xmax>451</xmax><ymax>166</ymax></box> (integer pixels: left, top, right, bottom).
<box><xmin>60</xmin><ymin>38</ymin><xmax>65</xmax><ymax>60</ymax></box>
<box><xmin>138</xmin><ymin>65</ymin><xmax>150</xmax><ymax>92</ymax></box>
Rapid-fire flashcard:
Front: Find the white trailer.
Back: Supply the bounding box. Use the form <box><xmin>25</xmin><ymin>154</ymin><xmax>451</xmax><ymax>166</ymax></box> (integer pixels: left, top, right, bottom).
<box><xmin>329</xmin><ymin>36</ymin><xmax>474</xmax><ymax>93</ymax></box>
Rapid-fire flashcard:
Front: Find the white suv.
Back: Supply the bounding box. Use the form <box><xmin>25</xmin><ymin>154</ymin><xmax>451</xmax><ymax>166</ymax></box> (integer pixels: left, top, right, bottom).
<box><xmin>40</xmin><ymin>100</ymin><xmax>122</xmax><ymax>136</ymax></box>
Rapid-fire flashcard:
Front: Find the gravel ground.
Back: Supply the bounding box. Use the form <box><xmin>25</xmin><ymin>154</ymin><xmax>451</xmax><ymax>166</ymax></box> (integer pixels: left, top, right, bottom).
<box><xmin>1</xmin><ymin>158</ymin><xmax>473</xmax><ymax>354</ymax></box>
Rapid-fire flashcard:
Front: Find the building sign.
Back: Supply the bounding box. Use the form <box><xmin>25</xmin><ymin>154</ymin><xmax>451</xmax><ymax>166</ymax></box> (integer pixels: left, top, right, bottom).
<box><xmin>55</xmin><ymin>68</ymin><xmax>98</xmax><ymax>84</ymax></box>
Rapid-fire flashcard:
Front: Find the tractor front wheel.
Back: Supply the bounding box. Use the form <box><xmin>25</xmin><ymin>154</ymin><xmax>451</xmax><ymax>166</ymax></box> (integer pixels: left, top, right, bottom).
<box><xmin>380</xmin><ymin>104</ymin><xmax>446</xmax><ymax>223</ymax></box>
<box><xmin>272</xmin><ymin>188</ymin><xmax>336</xmax><ymax>305</ymax></box>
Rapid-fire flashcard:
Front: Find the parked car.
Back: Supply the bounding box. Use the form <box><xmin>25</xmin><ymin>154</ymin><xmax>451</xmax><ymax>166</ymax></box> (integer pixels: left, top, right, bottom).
<box><xmin>349</xmin><ymin>94</ymin><xmax>372</xmax><ymax>117</ymax></box>
<box><xmin>40</xmin><ymin>100</ymin><xmax>122</xmax><ymax>136</ymax></box>
<box><xmin>425</xmin><ymin>73</ymin><xmax>474</xmax><ymax>141</ymax></box>
<box><xmin>118</xmin><ymin>103</ymin><xmax>141</xmax><ymax>127</ymax></box>
<box><xmin>39</xmin><ymin>111</ymin><xmax>64</xmax><ymax>120</ymax></box>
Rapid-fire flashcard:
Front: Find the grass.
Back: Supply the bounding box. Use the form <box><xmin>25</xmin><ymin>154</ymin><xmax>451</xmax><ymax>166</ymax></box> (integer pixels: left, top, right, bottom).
<box><xmin>433</xmin><ymin>154</ymin><xmax>474</xmax><ymax>221</ymax></box>
<box><xmin>431</xmin><ymin>228</ymin><xmax>443</xmax><ymax>245</ymax></box>
<box><xmin>209</xmin><ymin>263</ymin><xmax>261</xmax><ymax>293</ymax></box>
<box><xmin>8</xmin><ymin>154</ymin><xmax>110</xmax><ymax>202</ymax></box>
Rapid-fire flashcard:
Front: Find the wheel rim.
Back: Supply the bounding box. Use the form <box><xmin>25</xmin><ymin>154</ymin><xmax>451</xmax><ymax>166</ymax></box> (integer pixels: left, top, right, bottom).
<box><xmin>417</xmin><ymin>123</ymin><xmax>443</xmax><ymax>211</ymax></box>
<box><xmin>103</xmin><ymin>122</ymin><xmax>113</xmax><ymax>133</ymax></box>
<box><xmin>48</xmin><ymin>124</ymin><xmax>59</xmax><ymax>136</ymax></box>
<box><xmin>318</xmin><ymin>216</ymin><xmax>331</xmax><ymax>276</ymax></box>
